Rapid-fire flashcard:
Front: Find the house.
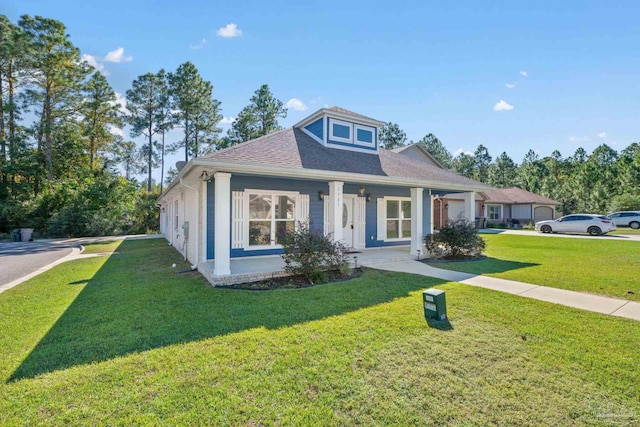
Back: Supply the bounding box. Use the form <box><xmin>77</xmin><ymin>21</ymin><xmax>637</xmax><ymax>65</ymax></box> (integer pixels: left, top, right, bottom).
<box><xmin>158</xmin><ymin>107</ymin><xmax>491</xmax><ymax>281</ymax></box>
<box><xmin>436</xmin><ymin>187</ymin><xmax>561</xmax><ymax>227</ymax></box>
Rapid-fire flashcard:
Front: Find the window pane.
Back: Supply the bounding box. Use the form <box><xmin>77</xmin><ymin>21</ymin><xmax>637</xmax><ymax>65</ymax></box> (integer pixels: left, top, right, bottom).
<box><xmin>333</xmin><ymin>123</ymin><xmax>350</xmax><ymax>139</ymax></box>
<box><xmin>275</xmin><ymin>195</ymin><xmax>295</xmax><ymax>219</ymax></box>
<box><xmin>249</xmin><ymin>221</ymin><xmax>271</xmax><ymax>245</ymax></box>
<box><xmin>249</xmin><ymin>194</ymin><xmax>272</xmax><ymax>220</ymax></box>
<box><xmin>275</xmin><ymin>221</ymin><xmax>294</xmax><ymax>244</ymax></box>
<box><xmin>387</xmin><ymin>200</ymin><xmax>399</xmax><ymax>219</ymax></box>
<box><xmin>387</xmin><ymin>220</ymin><xmax>399</xmax><ymax>238</ymax></box>
<box><xmin>401</xmin><ymin>201</ymin><xmax>411</xmax><ymax>219</ymax></box>
<box><xmin>401</xmin><ymin>220</ymin><xmax>411</xmax><ymax>238</ymax></box>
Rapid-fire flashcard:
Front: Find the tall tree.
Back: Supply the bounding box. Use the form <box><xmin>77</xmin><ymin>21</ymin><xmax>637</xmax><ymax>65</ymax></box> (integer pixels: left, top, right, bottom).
<box><xmin>169</xmin><ymin>61</ymin><xmax>221</xmax><ymax>161</ymax></box>
<box><xmin>379</xmin><ymin>122</ymin><xmax>407</xmax><ymax>149</ymax></box>
<box><xmin>517</xmin><ymin>149</ymin><xmax>545</xmax><ymax>193</ymax></box>
<box><xmin>153</xmin><ymin>69</ymin><xmax>173</xmax><ymax>193</ymax></box>
<box><xmin>126</xmin><ymin>72</ymin><xmax>162</xmax><ymax>192</ymax></box>
<box><xmin>20</xmin><ymin>15</ymin><xmax>90</xmax><ymax>185</ymax></box>
<box><xmin>452</xmin><ymin>152</ymin><xmax>475</xmax><ymax>178</ymax></box>
<box><xmin>81</xmin><ymin>72</ymin><xmax>122</xmax><ymax>170</ymax></box>
<box><xmin>227</xmin><ymin>84</ymin><xmax>286</xmax><ymax>145</ymax></box>
<box><xmin>110</xmin><ymin>137</ymin><xmax>142</xmax><ymax>180</ymax></box>
<box><xmin>488</xmin><ymin>152</ymin><xmax>517</xmax><ymax>188</ymax></box>
<box><xmin>472</xmin><ymin>144</ymin><xmax>492</xmax><ymax>183</ymax></box>
<box><xmin>417</xmin><ymin>133</ymin><xmax>452</xmax><ymax>168</ymax></box>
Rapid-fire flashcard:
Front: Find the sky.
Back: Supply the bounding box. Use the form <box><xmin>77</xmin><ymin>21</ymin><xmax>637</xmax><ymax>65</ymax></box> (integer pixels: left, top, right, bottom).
<box><xmin>4</xmin><ymin>0</ymin><xmax>640</xmax><ymax>183</ymax></box>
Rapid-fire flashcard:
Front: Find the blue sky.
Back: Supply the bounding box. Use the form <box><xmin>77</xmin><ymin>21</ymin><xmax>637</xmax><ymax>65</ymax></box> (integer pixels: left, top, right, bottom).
<box><xmin>5</xmin><ymin>1</ymin><xmax>640</xmax><ymax>182</ymax></box>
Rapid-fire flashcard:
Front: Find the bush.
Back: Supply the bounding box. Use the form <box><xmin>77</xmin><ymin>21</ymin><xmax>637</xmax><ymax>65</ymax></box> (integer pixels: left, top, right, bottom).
<box><xmin>280</xmin><ymin>221</ymin><xmax>350</xmax><ymax>284</ymax></box>
<box><xmin>424</xmin><ymin>218</ymin><xmax>486</xmax><ymax>259</ymax></box>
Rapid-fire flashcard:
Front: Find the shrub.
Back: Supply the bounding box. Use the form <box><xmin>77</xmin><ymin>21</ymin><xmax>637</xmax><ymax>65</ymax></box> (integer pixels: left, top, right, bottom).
<box><xmin>523</xmin><ymin>221</ymin><xmax>535</xmax><ymax>230</ymax></box>
<box><xmin>424</xmin><ymin>218</ymin><xmax>486</xmax><ymax>259</ymax></box>
<box><xmin>280</xmin><ymin>221</ymin><xmax>350</xmax><ymax>284</ymax></box>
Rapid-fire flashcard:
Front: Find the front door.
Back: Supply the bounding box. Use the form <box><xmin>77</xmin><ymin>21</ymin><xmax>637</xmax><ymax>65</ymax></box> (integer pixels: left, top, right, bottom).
<box><xmin>342</xmin><ymin>195</ymin><xmax>356</xmax><ymax>248</ymax></box>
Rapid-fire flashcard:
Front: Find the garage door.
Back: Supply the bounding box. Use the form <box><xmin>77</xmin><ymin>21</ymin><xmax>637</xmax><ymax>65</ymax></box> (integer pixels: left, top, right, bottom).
<box><xmin>534</xmin><ymin>206</ymin><xmax>553</xmax><ymax>222</ymax></box>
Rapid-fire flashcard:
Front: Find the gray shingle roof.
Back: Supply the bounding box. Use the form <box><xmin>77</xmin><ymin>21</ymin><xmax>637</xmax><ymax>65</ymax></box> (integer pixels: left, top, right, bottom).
<box><xmin>202</xmin><ymin>128</ymin><xmax>490</xmax><ymax>189</ymax></box>
<box><xmin>326</xmin><ymin>106</ymin><xmax>380</xmax><ymax>123</ymax></box>
<box><xmin>484</xmin><ymin>187</ymin><xmax>561</xmax><ymax>205</ymax></box>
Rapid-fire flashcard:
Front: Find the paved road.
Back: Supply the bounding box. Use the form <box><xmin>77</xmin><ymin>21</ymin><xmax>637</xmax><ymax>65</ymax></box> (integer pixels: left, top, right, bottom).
<box><xmin>479</xmin><ymin>228</ymin><xmax>640</xmax><ymax>241</ymax></box>
<box><xmin>0</xmin><ymin>240</ymin><xmax>79</xmax><ymax>287</ymax></box>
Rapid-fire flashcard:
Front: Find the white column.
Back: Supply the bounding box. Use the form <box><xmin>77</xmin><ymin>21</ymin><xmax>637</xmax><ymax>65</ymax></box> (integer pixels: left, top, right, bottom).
<box><xmin>410</xmin><ymin>187</ymin><xmax>424</xmax><ymax>255</ymax></box>
<box><xmin>464</xmin><ymin>191</ymin><xmax>476</xmax><ymax>223</ymax></box>
<box><xmin>428</xmin><ymin>190</ymin><xmax>435</xmax><ymax>235</ymax></box>
<box><xmin>328</xmin><ymin>181</ymin><xmax>344</xmax><ymax>243</ymax></box>
<box><xmin>214</xmin><ymin>172</ymin><xmax>231</xmax><ymax>276</ymax></box>
<box><xmin>200</xmin><ymin>180</ymin><xmax>208</xmax><ymax>264</ymax></box>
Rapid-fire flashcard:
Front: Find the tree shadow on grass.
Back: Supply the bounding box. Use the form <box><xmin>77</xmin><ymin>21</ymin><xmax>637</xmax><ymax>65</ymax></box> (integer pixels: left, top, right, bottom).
<box><xmin>10</xmin><ymin>239</ymin><xmax>444</xmax><ymax>381</ymax></box>
<box><xmin>426</xmin><ymin>257</ymin><xmax>538</xmax><ymax>275</ymax></box>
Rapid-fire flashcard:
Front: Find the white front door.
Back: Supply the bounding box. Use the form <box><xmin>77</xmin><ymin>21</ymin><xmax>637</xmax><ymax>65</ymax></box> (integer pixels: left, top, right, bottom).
<box><xmin>342</xmin><ymin>195</ymin><xmax>356</xmax><ymax>247</ymax></box>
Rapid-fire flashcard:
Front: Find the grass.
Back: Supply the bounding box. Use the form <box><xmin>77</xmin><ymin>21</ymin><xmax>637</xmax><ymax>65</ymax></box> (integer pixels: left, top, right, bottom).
<box><xmin>0</xmin><ymin>239</ymin><xmax>639</xmax><ymax>425</ymax></box>
<box><xmin>433</xmin><ymin>234</ymin><xmax>640</xmax><ymax>301</ymax></box>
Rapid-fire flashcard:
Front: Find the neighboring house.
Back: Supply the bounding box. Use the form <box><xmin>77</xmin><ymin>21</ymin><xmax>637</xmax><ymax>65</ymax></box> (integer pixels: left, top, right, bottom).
<box><xmin>439</xmin><ymin>187</ymin><xmax>561</xmax><ymax>227</ymax></box>
<box><xmin>158</xmin><ymin>107</ymin><xmax>491</xmax><ymax>279</ymax></box>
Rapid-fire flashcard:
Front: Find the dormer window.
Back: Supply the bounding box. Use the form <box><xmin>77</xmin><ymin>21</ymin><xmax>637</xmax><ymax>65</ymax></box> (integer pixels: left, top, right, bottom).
<box><xmin>329</xmin><ymin>118</ymin><xmax>353</xmax><ymax>143</ymax></box>
<box><xmin>296</xmin><ymin>106</ymin><xmax>383</xmax><ymax>154</ymax></box>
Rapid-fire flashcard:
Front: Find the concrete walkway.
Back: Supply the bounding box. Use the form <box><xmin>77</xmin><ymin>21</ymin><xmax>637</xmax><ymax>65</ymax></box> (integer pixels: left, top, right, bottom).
<box><xmin>373</xmin><ymin>260</ymin><xmax>640</xmax><ymax>321</ymax></box>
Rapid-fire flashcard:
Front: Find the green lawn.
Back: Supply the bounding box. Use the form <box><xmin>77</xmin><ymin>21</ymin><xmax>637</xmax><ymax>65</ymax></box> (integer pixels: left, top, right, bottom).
<box><xmin>434</xmin><ymin>234</ymin><xmax>640</xmax><ymax>301</ymax></box>
<box><xmin>0</xmin><ymin>239</ymin><xmax>638</xmax><ymax>425</ymax></box>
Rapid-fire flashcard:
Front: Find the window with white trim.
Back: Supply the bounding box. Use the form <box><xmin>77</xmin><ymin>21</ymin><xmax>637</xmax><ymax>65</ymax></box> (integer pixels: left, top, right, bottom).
<box><xmin>247</xmin><ymin>193</ymin><xmax>296</xmax><ymax>247</ymax></box>
<box><xmin>328</xmin><ymin>118</ymin><xmax>353</xmax><ymax>144</ymax></box>
<box><xmin>386</xmin><ymin>198</ymin><xmax>411</xmax><ymax>239</ymax></box>
<box><xmin>174</xmin><ymin>200</ymin><xmax>179</xmax><ymax>229</ymax></box>
<box><xmin>488</xmin><ymin>205</ymin><xmax>501</xmax><ymax>220</ymax></box>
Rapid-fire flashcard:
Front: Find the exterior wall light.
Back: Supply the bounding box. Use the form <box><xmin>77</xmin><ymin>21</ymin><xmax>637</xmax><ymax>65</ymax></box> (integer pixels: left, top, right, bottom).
<box><xmin>319</xmin><ymin>190</ymin><xmax>325</xmax><ymax>201</ymax></box>
<box><xmin>359</xmin><ymin>185</ymin><xmax>365</xmax><ymax>196</ymax></box>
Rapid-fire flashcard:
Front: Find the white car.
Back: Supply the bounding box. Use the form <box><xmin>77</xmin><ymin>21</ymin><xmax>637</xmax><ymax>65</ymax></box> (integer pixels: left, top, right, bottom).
<box><xmin>535</xmin><ymin>214</ymin><xmax>617</xmax><ymax>236</ymax></box>
<box><xmin>607</xmin><ymin>211</ymin><xmax>640</xmax><ymax>229</ymax></box>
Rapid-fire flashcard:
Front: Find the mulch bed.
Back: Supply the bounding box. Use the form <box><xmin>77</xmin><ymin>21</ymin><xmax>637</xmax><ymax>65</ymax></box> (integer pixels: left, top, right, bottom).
<box><xmin>219</xmin><ymin>268</ymin><xmax>364</xmax><ymax>290</ymax></box>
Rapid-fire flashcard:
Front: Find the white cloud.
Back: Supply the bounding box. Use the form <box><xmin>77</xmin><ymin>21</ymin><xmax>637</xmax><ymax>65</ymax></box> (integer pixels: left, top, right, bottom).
<box><xmin>190</xmin><ymin>38</ymin><xmax>207</xmax><ymax>50</ymax></box>
<box><xmin>108</xmin><ymin>125</ymin><xmax>124</xmax><ymax>137</ymax></box>
<box><xmin>568</xmin><ymin>135</ymin><xmax>591</xmax><ymax>143</ymax></box>
<box><xmin>112</xmin><ymin>92</ymin><xmax>128</xmax><ymax>114</ymax></box>
<box><xmin>104</xmin><ymin>47</ymin><xmax>133</xmax><ymax>63</ymax></box>
<box><xmin>598</xmin><ymin>132</ymin><xmax>607</xmax><ymax>139</ymax></box>
<box><xmin>520</xmin><ymin>71</ymin><xmax>528</xmax><ymax>77</ymax></box>
<box><xmin>505</xmin><ymin>83</ymin><xmax>516</xmax><ymax>89</ymax></box>
<box><xmin>493</xmin><ymin>100</ymin><xmax>514</xmax><ymax>111</ymax></box>
<box><xmin>220</xmin><ymin>116</ymin><xmax>236</xmax><ymax>125</ymax></box>
<box><xmin>286</xmin><ymin>98</ymin><xmax>308</xmax><ymax>111</ymax></box>
<box><xmin>216</xmin><ymin>23</ymin><xmax>242</xmax><ymax>38</ymax></box>
<box><xmin>453</xmin><ymin>148</ymin><xmax>473</xmax><ymax>157</ymax></box>
<box><xmin>82</xmin><ymin>54</ymin><xmax>108</xmax><ymax>75</ymax></box>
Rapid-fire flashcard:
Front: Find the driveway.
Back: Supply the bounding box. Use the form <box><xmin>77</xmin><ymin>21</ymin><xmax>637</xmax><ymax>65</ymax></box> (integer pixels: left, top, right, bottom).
<box><xmin>0</xmin><ymin>240</ymin><xmax>79</xmax><ymax>288</ymax></box>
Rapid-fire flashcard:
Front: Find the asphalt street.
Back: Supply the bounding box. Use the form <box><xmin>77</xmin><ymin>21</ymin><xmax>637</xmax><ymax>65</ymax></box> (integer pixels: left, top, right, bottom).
<box><xmin>0</xmin><ymin>240</ymin><xmax>77</xmax><ymax>287</ymax></box>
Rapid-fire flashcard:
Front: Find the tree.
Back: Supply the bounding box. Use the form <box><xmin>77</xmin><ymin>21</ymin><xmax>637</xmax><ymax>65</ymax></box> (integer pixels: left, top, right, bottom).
<box><xmin>452</xmin><ymin>152</ymin><xmax>475</xmax><ymax>178</ymax></box>
<box><xmin>417</xmin><ymin>133</ymin><xmax>452</xmax><ymax>168</ymax></box>
<box><xmin>488</xmin><ymin>152</ymin><xmax>517</xmax><ymax>188</ymax></box>
<box><xmin>517</xmin><ymin>150</ymin><xmax>544</xmax><ymax>193</ymax></box>
<box><xmin>20</xmin><ymin>15</ymin><xmax>90</xmax><ymax>185</ymax></box>
<box><xmin>111</xmin><ymin>137</ymin><xmax>143</xmax><ymax>180</ymax></box>
<box><xmin>169</xmin><ymin>61</ymin><xmax>221</xmax><ymax>161</ymax></box>
<box><xmin>81</xmin><ymin>72</ymin><xmax>122</xmax><ymax>170</ymax></box>
<box><xmin>379</xmin><ymin>122</ymin><xmax>407</xmax><ymax>149</ymax></box>
<box><xmin>153</xmin><ymin>69</ymin><xmax>173</xmax><ymax>193</ymax></box>
<box><xmin>126</xmin><ymin>72</ymin><xmax>162</xmax><ymax>192</ymax></box>
<box><xmin>227</xmin><ymin>84</ymin><xmax>286</xmax><ymax>145</ymax></box>
<box><xmin>472</xmin><ymin>144</ymin><xmax>492</xmax><ymax>183</ymax></box>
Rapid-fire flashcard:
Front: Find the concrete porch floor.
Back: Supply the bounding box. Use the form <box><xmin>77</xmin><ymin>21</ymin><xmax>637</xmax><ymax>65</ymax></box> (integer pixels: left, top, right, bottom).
<box><xmin>198</xmin><ymin>245</ymin><xmax>418</xmax><ymax>286</ymax></box>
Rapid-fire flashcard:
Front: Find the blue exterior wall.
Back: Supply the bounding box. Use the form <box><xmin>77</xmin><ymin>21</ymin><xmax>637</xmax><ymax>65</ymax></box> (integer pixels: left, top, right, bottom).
<box><xmin>206</xmin><ymin>176</ymin><xmax>433</xmax><ymax>258</ymax></box>
<box><xmin>304</xmin><ymin>118</ymin><xmax>323</xmax><ymax>140</ymax></box>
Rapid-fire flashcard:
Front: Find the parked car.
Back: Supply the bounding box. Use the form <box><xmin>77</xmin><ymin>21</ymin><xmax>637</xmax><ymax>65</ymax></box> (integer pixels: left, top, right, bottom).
<box><xmin>606</xmin><ymin>211</ymin><xmax>640</xmax><ymax>229</ymax></box>
<box><xmin>535</xmin><ymin>214</ymin><xmax>617</xmax><ymax>236</ymax></box>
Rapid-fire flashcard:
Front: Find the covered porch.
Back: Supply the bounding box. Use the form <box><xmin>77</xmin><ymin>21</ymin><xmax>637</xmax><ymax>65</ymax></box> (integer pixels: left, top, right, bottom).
<box><xmin>199</xmin><ymin>245</ymin><xmax>419</xmax><ymax>286</ymax></box>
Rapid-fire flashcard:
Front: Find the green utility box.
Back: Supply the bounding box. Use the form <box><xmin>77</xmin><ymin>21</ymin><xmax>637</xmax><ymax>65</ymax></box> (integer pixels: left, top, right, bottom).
<box><xmin>423</xmin><ymin>289</ymin><xmax>447</xmax><ymax>321</ymax></box>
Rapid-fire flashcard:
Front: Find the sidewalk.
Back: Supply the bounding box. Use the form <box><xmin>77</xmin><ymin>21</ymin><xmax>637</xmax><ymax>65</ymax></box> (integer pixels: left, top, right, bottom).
<box><xmin>373</xmin><ymin>260</ymin><xmax>640</xmax><ymax>321</ymax></box>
